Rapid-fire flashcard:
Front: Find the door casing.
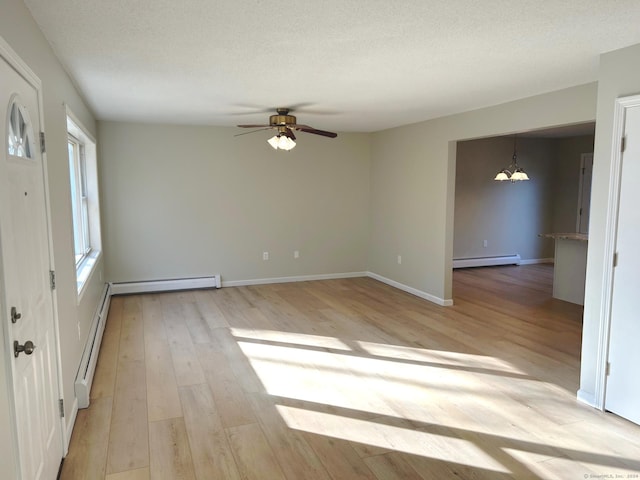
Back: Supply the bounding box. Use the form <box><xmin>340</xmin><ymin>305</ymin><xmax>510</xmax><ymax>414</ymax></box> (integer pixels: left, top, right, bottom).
<box><xmin>0</xmin><ymin>35</ymin><xmax>67</xmax><ymax>476</ymax></box>
<box><xmin>592</xmin><ymin>93</ymin><xmax>640</xmax><ymax>410</ymax></box>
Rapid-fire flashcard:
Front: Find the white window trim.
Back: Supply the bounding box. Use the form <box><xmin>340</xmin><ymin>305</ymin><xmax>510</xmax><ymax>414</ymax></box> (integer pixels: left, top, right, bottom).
<box><xmin>66</xmin><ymin>106</ymin><xmax>101</xmax><ymax>298</ymax></box>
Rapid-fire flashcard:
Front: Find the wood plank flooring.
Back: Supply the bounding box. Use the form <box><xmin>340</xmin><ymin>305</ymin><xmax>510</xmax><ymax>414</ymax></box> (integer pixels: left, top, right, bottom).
<box><xmin>60</xmin><ymin>265</ymin><xmax>640</xmax><ymax>479</ymax></box>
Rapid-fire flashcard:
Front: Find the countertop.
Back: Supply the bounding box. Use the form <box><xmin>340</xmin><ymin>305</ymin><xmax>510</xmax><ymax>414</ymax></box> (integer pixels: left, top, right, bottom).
<box><xmin>540</xmin><ymin>232</ymin><xmax>588</xmax><ymax>241</ymax></box>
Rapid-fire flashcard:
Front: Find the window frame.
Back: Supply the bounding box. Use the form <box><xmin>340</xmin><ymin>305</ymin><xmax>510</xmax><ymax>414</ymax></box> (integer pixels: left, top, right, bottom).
<box><xmin>68</xmin><ymin>133</ymin><xmax>91</xmax><ymax>265</ymax></box>
<box><xmin>66</xmin><ymin>109</ymin><xmax>101</xmax><ymax>297</ymax></box>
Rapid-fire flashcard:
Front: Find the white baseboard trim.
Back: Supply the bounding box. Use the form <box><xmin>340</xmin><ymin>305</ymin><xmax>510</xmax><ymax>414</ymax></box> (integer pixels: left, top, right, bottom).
<box><xmin>576</xmin><ymin>389</ymin><xmax>599</xmax><ymax>408</ymax></box>
<box><xmin>64</xmin><ymin>397</ymin><xmax>79</xmax><ymax>455</ymax></box>
<box><xmin>110</xmin><ymin>275</ymin><xmax>221</xmax><ymax>295</ymax></box>
<box><xmin>367</xmin><ymin>272</ymin><xmax>453</xmax><ymax>307</ymax></box>
<box><xmin>222</xmin><ymin>272</ymin><xmax>368</xmax><ymax>287</ymax></box>
<box><xmin>520</xmin><ymin>258</ymin><xmax>554</xmax><ymax>265</ymax></box>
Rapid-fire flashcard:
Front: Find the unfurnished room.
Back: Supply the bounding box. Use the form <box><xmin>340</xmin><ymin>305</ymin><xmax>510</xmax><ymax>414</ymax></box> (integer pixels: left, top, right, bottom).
<box><xmin>1</xmin><ymin>1</ymin><xmax>640</xmax><ymax>479</ymax></box>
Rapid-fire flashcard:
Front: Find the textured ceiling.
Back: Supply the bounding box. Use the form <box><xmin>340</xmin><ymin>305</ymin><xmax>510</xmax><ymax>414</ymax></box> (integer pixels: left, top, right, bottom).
<box><xmin>22</xmin><ymin>0</ymin><xmax>640</xmax><ymax>132</ymax></box>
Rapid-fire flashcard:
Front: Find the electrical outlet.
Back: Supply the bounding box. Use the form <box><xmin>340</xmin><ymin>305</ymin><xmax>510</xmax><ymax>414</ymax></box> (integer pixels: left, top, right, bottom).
<box><xmin>397</xmin><ymin>255</ymin><xmax>402</xmax><ymax>264</ymax></box>
<box><xmin>483</xmin><ymin>240</ymin><xmax>488</xmax><ymax>248</ymax></box>
<box><xmin>263</xmin><ymin>252</ymin><xmax>269</xmax><ymax>261</ymax></box>
<box><xmin>294</xmin><ymin>250</ymin><xmax>300</xmax><ymax>259</ymax></box>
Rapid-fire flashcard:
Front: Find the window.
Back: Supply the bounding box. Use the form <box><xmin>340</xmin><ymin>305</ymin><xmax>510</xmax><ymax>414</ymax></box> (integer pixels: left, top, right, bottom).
<box><xmin>67</xmin><ymin>110</ymin><xmax>101</xmax><ymax>295</ymax></box>
<box><xmin>7</xmin><ymin>95</ymin><xmax>36</xmax><ymax>159</ymax></box>
<box><xmin>68</xmin><ymin>135</ymin><xmax>90</xmax><ymax>264</ymax></box>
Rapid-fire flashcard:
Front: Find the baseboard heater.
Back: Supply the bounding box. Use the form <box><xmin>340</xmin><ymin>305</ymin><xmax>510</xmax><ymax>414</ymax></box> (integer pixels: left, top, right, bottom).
<box><xmin>75</xmin><ymin>283</ymin><xmax>111</xmax><ymax>409</ymax></box>
<box><xmin>453</xmin><ymin>254</ymin><xmax>521</xmax><ymax>269</ymax></box>
<box><xmin>109</xmin><ymin>275</ymin><xmax>221</xmax><ymax>295</ymax></box>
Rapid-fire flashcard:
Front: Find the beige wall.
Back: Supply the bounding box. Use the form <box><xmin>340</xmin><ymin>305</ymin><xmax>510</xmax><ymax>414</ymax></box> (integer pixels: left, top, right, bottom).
<box><xmin>0</xmin><ymin>0</ymin><xmax>104</xmax><ymax>469</ymax></box>
<box><xmin>370</xmin><ymin>83</ymin><xmax>598</xmax><ymax>304</ymax></box>
<box><xmin>454</xmin><ymin>136</ymin><xmax>556</xmax><ymax>262</ymax></box>
<box><xmin>580</xmin><ymin>43</ymin><xmax>640</xmax><ymax>404</ymax></box>
<box><xmin>99</xmin><ymin>122</ymin><xmax>371</xmax><ymax>284</ymax></box>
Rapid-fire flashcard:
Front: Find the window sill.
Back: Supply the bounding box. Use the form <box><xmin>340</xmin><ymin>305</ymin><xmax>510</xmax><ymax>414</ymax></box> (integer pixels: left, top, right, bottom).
<box><xmin>76</xmin><ymin>250</ymin><xmax>101</xmax><ymax>299</ymax></box>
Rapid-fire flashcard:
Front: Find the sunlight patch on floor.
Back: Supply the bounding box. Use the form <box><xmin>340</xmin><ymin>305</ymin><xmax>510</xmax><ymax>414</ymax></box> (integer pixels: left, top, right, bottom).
<box><xmin>230</xmin><ymin>327</ymin><xmax>353</xmax><ymax>351</ymax></box>
<box><xmin>356</xmin><ymin>341</ymin><xmax>529</xmax><ymax>375</ymax></box>
<box><xmin>277</xmin><ymin>404</ymin><xmax>512</xmax><ymax>474</ymax></box>
<box><xmin>232</xmin><ymin>328</ymin><xmax>631</xmax><ymax>470</ymax></box>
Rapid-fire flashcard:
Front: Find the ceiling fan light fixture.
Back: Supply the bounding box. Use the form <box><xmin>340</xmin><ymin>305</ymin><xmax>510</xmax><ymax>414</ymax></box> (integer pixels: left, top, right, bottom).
<box><xmin>268</xmin><ymin>134</ymin><xmax>296</xmax><ymax>151</ymax></box>
<box><xmin>237</xmin><ymin>107</ymin><xmax>337</xmax><ymax>150</ymax></box>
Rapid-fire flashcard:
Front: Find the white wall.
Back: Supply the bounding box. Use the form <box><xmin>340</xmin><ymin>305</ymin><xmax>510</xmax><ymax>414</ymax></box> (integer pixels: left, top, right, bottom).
<box><xmin>99</xmin><ymin>121</ymin><xmax>371</xmax><ymax>284</ymax></box>
<box><xmin>579</xmin><ymin>43</ymin><xmax>640</xmax><ymax>405</ymax></box>
<box><xmin>454</xmin><ymin>136</ymin><xmax>555</xmax><ymax>262</ymax></box>
<box><xmin>370</xmin><ymin>83</ymin><xmax>598</xmax><ymax>304</ymax></box>
<box><xmin>0</xmin><ymin>0</ymin><xmax>104</xmax><ymax>469</ymax></box>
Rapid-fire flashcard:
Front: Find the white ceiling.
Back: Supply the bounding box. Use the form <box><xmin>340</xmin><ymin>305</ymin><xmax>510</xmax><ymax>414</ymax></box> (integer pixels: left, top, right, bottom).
<box><xmin>23</xmin><ymin>0</ymin><xmax>640</xmax><ymax>132</ymax></box>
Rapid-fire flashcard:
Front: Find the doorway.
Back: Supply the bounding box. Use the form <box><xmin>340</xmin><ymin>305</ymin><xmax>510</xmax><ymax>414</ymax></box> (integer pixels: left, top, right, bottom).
<box><xmin>452</xmin><ymin>123</ymin><xmax>595</xmax><ymax>285</ymax></box>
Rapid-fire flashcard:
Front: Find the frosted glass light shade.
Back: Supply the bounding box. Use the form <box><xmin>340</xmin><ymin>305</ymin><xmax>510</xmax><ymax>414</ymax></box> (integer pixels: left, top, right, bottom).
<box><xmin>511</xmin><ymin>168</ymin><xmax>529</xmax><ymax>181</ymax></box>
<box><xmin>494</xmin><ymin>170</ymin><xmax>510</xmax><ymax>181</ymax></box>
<box><xmin>267</xmin><ymin>135</ymin><xmax>296</xmax><ymax>151</ymax></box>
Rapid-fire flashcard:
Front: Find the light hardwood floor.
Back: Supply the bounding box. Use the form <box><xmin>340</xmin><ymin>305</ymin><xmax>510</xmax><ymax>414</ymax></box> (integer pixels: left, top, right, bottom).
<box><xmin>60</xmin><ymin>265</ymin><xmax>640</xmax><ymax>479</ymax></box>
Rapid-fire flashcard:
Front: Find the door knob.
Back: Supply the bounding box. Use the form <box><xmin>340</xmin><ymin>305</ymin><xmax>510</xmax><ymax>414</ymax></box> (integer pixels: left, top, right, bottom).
<box><xmin>14</xmin><ymin>340</ymin><xmax>35</xmax><ymax>358</ymax></box>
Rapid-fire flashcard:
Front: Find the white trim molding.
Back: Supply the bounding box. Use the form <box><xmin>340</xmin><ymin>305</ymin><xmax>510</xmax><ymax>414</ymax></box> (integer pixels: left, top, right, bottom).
<box><xmin>577</xmin><ymin>388</ymin><xmax>598</xmax><ymax>408</ymax></box>
<box><xmin>367</xmin><ymin>272</ymin><xmax>453</xmax><ymax>307</ymax></box>
<box><xmin>64</xmin><ymin>397</ymin><xmax>79</xmax><ymax>454</ymax></box>
<box><xmin>592</xmin><ymin>93</ymin><xmax>640</xmax><ymax>410</ymax></box>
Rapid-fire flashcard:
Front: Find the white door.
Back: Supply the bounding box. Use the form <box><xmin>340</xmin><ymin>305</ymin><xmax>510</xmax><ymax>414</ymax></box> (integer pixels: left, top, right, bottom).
<box><xmin>1</xmin><ymin>53</ymin><xmax>64</xmax><ymax>478</ymax></box>
<box><xmin>605</xmin><ymin>103</ymin><xmax>640</xmax><ymax>425</ymax></box>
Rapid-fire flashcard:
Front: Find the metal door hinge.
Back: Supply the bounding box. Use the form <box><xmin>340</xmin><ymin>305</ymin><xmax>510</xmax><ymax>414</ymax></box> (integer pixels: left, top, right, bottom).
<box><xmin>59</xmin><ymin>399</ymin><xmax>65</xmax><ymax>418</ymax></box>
<box><xmin>606</xmin><ymin>362</ymin><xmax>611</xmax><ymax>376</ymax></box>
<box><xmin>613</xmin><ymin>252</ymin><xmax>618</xmax><ymax>268</ymax></box>
<box><xmin>621</xmin><ymin>136</ymin><xmax>626</xmax><ymax>153</ymax></box>
<box><xmin>49</xmin><ymin>270</ymin><xmax>56</xmax><ymax>290</ymax></box>
<box><xmin>40</xmin><ymin>132</ymin><xmax>46</xmax><ymax>154</ymax></box>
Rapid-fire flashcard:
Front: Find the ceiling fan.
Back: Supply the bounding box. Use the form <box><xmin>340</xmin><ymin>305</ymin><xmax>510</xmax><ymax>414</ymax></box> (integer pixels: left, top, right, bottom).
<box><xmin>236</xmin><ymin>108</ymin><xmax>337</xmax><ymax>150</ymax></box>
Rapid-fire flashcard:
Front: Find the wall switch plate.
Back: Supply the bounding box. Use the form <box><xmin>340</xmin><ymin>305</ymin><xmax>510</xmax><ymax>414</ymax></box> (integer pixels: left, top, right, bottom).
<box><xmin>263</xmin><ymin>252</ymin><xmax>269</xmax><ymax>260</ymax></box>
<box><xmin>483</xmin><ymin>240</ymin><xmax>488</xmax><ymax>248</ymax></box>
<box><xmin>294</xmin><ymin>250</ymin><xmax>300</xmax><ymax>259</ymax></box>
<box><xmin>397</xmin><ymin>255</ymin><xmax>402</xmax><ymax>264</ymax></box>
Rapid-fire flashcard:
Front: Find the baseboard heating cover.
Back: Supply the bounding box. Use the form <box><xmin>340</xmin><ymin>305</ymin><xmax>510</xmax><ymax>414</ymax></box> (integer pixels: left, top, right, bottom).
<box><xmin>453</xmin><ymin>254</ymin><xmax>521</xmax><ymax>269</ymax></box>
<box><xmin>75</xmin><ymin>283</ymin><xmax>111</xmax><ymax>409</ymax></box>
<box><xmin>109</xmin><ymin>275</ymin><xmax>221</xmax><ymax>295</ymax></box>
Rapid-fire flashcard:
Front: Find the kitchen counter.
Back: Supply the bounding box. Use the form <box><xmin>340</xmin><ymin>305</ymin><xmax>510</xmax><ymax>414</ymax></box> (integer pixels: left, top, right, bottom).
<box><xmin>541</xmin><ymin>232</ymin><xmax>588</xmax><ymax>242</ymax></box>
<box><xmin>540</xmin><ymin>232</ymin><xmax>588</xmax><ymax>305</ymax></box>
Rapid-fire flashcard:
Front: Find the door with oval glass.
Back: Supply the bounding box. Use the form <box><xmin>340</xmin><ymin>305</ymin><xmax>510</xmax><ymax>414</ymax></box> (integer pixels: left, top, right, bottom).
<box><xmin>1</xmin><ymin>47</ymin><xmax>64</xmax><ymax>478</ymax></box>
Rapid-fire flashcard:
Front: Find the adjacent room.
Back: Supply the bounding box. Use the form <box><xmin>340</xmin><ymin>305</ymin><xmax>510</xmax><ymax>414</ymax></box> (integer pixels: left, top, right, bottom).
<box><xmin>453</xmin><ymin>124</ymin><xmax>596</xmax><ymax>304</ymax></box>
<box><xmin>1</xmin><ymin>1</ymin><xmax>640</xmax><ymax>479</ymax></box>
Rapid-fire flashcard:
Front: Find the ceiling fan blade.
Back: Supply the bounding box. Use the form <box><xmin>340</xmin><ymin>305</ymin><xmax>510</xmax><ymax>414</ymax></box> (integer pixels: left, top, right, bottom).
<box><xmin>284</xmin><ymin>128</ymin><xmax>296</xmax><ymax>141</ymax></box>
<box><xmin>237</xmin><ymin>124</ymin><xmax>272</xmax><ymax>128</ymax></box>
<box><xmin>234</xmin><ymin>127</ymin><xmax>272</xmax><ymax>137</ymax></box>
<box><xmin>294</xmin><ymin>126</ymin><xmax>338</xmax><ymax>138</ymax></box>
